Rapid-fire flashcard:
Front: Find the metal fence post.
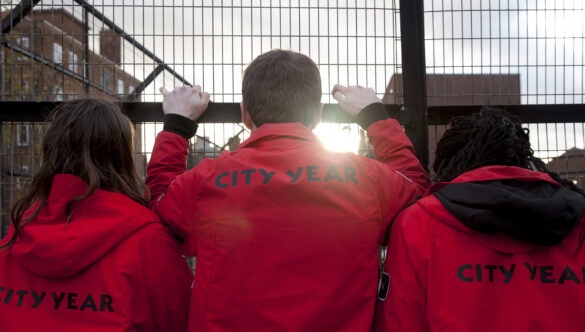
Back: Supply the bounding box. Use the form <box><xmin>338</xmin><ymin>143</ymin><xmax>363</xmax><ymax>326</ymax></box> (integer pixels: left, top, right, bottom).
<box><xmin>399</xmin><ymin>0</ymin><xmax>429</xmax><ymax>170</ymax></box>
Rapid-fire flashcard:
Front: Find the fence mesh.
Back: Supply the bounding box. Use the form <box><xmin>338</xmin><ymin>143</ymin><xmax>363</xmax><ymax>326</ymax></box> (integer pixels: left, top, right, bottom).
<box><xmin>423</xmin><ymin>0</ymin><xmax>585</xmax><ymax>186</ymax></box>
<box><xmin>1</xmin><ymin>1</ymin><xmax>585</xmax><ymax>235</ymax></box>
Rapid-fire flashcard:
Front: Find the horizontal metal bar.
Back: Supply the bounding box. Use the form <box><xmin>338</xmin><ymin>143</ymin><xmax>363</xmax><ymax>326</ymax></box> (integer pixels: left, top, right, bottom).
<box><xmin>122</xmin><ymin>102</ymin><xmax>242</xmax><ymax>123</ymax></box>
<box><xmin>427</xmin><ymin>105</ymin><xmax>585</xmax><ymax>125</ymax></box>
<box><xmin>2</xmin><ymin>102</ymin><xmax>583</xmax><ymax>124</ymax></box>
<box><xmin>122</xmin><ymin>102</ymin><xmax>386</xmax><ymax>123</ymax></box>
<box><xmin>0</xmin><ymin>101</ymin><xmax>240</xmax><ymax>123</ymax></box>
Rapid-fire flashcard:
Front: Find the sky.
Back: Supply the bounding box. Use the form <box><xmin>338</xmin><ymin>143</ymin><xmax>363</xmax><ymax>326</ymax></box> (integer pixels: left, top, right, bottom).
<box><xmin>61</xmin><ymin>0</ymin><xmax>584</xmax><ymax>104</ymax></box>
<box><xmin>5</xmin><ymin>0</ymin><xmax>584</xmax><ymax>158</ymax></box>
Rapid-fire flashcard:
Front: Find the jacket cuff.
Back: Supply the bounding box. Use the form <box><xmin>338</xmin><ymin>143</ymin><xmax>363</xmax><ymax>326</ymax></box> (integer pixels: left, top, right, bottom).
<box><xmin>356</xmin><ymin>103</ymin><xmax>392</xmax><ymax>130</ymax></box>
<box><xmin>163</xmin><ymin>114</ymin><xmax>198</xmax><ymax>139</ymax></box>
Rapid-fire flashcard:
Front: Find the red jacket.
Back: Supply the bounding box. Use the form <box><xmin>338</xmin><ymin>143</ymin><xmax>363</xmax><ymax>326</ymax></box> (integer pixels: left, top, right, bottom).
<box><xmin>375</xmin><ymin>166</ymin><xmax>585</xmax><ymax>332</ymax></box>
<box><xmin>0</xmin><ymin>174</ymin><xmax>193</xmax><ymax>332</ymax></box>
<box><xmin>147</xmin><ymin>115</ymin><xmax>429</xmax><ymax>332</ymax></box>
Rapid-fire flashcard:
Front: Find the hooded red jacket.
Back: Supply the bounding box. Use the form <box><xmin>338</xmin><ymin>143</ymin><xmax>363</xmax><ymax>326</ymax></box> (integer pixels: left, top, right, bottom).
<box><xmin>146</xmin><ymin>108</ymin><xmax>430</xmax><ymax>332</ymax></box>
<box><xmin>375</xmin><ymin>166</ymin><xmax>585</xmax><ymax>332</ymax></box>
<box><xmin>0</xmin><ymin>174</ymin><xmax>193</xmax><ymax>332</ymax></box>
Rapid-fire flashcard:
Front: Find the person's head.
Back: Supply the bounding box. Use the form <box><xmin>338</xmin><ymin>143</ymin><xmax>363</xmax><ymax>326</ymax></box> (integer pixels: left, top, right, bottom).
<box><xmin>433</xmin><ymin>108</ymin><xmax>584</xmax><ymax>195</ymax></box>
<box><xmin>3</xmin><ymin>98</ymin><xmax>146</xmax><ymax>249</ymax></box>
<box><xmin>241</xmin><ymin>49</ymin><xmax>322</xmax><ymax>129</ymax></box>
<box><xmin>433</xmin><ymin>108</ymin><xmax>534</xmax><ymax>182</ymax></box>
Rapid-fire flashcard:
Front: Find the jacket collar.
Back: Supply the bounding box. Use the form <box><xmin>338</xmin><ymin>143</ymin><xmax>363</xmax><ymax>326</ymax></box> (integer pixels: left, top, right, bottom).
<box><xmin>10</xmin><ymin>174</ymin><xmax>157</xmax><ymax>278</ymax></box>
<box><xmin>238</xmin><ymin>123</ymin><xmax>321</xmax><ymax>149</ymax></box>
<box><xmin>426</xmin><ymin>165</ymin><xmax>560</xmax><ymax>196</ymax></box>
<box><xmin>418</xmin><ymin>166</ymin><xmax>581</xmax><ymax>254</ymax></box>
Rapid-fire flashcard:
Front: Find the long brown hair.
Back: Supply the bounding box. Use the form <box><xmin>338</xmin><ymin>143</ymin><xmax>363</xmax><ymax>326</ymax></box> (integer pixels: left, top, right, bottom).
<box><xmin>2</xmin><ymin>98</ymin><xmax>148</xmax><ymax>249</ymax></box>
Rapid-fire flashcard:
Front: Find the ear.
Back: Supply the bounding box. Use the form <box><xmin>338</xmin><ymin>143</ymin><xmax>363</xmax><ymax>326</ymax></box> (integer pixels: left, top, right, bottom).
<box><xmin>310</xmin><ymin>103</ymin><xmax>324</xmax><ymax>129</ymax></box>
<box><xmin>240</xmin><ymin>101</ymin><xmax>256</xmax><ymax>131</ymax></box>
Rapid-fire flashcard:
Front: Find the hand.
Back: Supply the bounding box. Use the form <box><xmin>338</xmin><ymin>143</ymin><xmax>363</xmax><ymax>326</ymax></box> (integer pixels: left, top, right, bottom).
<box><xmin>160</xmin><ymin>85</ymin><xmax>210</xmax><ymax>121</ymax></box>
<box><xmin>331</xmin><ymin>84</ymin><xmax>381</xmax><ymax>118</ymax></box>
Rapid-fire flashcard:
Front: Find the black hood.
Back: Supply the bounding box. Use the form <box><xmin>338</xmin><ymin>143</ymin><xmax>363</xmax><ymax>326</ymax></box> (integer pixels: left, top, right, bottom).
<box><xmin>434</xmin><ymin>180</ymin><xmax>585</xmax><ymax>246</ymax></box>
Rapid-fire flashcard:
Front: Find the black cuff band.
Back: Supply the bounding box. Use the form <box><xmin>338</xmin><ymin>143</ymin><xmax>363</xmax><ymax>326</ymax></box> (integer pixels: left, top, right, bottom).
<box><xmin>163</xmin><ymin>114</ymin><xmax>198</xmax><ymax>139</ymax></box>
<box><xmin>356</xmin><ymin>102</ymin><xmax>392</xmax><ymax>129</ymax></box>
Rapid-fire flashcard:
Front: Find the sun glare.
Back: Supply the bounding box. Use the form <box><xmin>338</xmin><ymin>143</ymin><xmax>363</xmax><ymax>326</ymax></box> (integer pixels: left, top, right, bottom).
<box><xmin>313</xmin><ymin>123</ymin><xmax>362</xmax><ymax>154</ymax></box>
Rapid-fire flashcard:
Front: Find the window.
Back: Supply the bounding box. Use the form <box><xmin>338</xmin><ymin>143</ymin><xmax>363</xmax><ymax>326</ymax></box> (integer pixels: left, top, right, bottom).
<box><xmin>53</xmin><ymin>86</ymin><xmax>64</xmax><ymax>101</ymax></box>
<box><xmin>117</xmin><ymin>79</ymin><xmax>125</xmax><ymax>95</ymax></box>
<box><xmin>16</xmin><ymin>125</ymin><xmax>30</xmax><ymax>147</ymax></box>
<box><xmin>16</xmin><ymin>38</ymin><xmax>28</xmax><ymax>61</ymax></box>
<box><xmin>68</xmin><ymin>50</ymin><xmax>78</xmax><ymax>73</ymax></box>
<box><xmin>101</xmin><ymin>71</ymin><xmax>112</xmax><ymax>90</ymax></box>
<box><xmin>18</xmin><ymin>37</ymin><xmax>29</xmax><ymax>50</ymax></box>
<box><xmin>18</xmin><ymin>80</ymin><xmax>30</xmax><ymax>100</ymax></box>
<box><xmin>128</xmin><ymin>85</ymin><xmax>135</xmax><ymax>94</ymax></box>
<box><xmin>53</xmin><ymin>43</ymin><xmax>63</xmax><ymax>64</ymax></box>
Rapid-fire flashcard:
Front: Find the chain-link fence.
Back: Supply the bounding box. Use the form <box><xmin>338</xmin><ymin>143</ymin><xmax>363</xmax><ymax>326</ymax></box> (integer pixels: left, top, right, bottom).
<box><xmin>1</xmin><ymin>1</ymin><xmax>584</xmax><ymax>235</ymax></box>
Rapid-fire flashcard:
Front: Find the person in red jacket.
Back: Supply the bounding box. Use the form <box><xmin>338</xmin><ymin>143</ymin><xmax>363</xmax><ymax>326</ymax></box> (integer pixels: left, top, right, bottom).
<box><xmin>146</xmin><ymin>49</ymin><xmax>430</xmax><ymax>332</ymax></box>
<box><xmin>0</xmin><ymin>99</ymin><xmax>193</xmax><ymax>332</ymax></box>
<box><xmin>375</xmin><ymin>108</ymin><xmax>585</xmax><ymax>331</ymax></box>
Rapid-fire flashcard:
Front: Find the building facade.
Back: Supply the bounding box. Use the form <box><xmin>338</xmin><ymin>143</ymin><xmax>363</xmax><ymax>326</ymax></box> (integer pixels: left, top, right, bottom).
<box><xmin>1</xmin><ymin>9</ymin><xmax>140</xmax><ymax>101</ymax></box>
<box><xmin>383</xmin><ymin>73</ymin><xmax>522</xmax><ymax>171</ymax></box>
<box><xmin>546</xmin><ymin>148</ymin><xmax>585</xmax><ymax>190</ymax></box>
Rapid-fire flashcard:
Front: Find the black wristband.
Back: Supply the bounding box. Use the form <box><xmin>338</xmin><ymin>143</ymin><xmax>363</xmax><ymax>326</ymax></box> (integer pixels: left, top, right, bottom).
<box><xmin>163</xmin><ymin>114</ymin><xmax>198</xmax><ymax>139</ymax></box>
<box><xmin>356</xmin><ymin>102</ymin><xmax>392</xmax><ymax>130</ymax></box>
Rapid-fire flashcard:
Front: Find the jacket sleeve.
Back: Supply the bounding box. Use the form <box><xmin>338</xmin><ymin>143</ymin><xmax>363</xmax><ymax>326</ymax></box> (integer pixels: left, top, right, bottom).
<box><xmin>360</xmin><ymin>103</ymin><xmax>429</xmax><ymax>197</ymax></box>
<box><xmin>138</xmin><ymin>223</ymin><xmax>194</xmax><ymax>332</ymax></box>
<box><xmin>147</xmin><ymin>113</ymin><xmax>197</xmax><ymax>205</ymax></box>
<box><xmin>147</xmin><ymin>130</ymin><xmax>189</xmax><ymax>206</ymax></box>
<box><xmin>374</xmin><ymin>210</ymin><xmax>429</xmax><ymax>332</ymax></box>
<box><xmin>359</xmin><ymin>103</ymin><xmax>430</xmax><ymax>240</ymax></box>
<box><xmin>146</xmin><ymin>130</ymin><xmax>199</xmax><ymax>255</ymax></box>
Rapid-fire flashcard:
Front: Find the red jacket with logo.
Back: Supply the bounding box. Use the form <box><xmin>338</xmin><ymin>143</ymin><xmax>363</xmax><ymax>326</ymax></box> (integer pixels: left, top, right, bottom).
<box><xmin>375</xmin><ymin>166</ymin><xmax>585</xmax><ymax>332</ymax></box>
<box><xmin>0</xmin><ymin>174</ymin><xmax>193</xmax><ymax>332</ymax></box>
<box><xmin>146</xmin><ymin>105</ymin><xmax>429</xmax><ymax>332</ymax></box>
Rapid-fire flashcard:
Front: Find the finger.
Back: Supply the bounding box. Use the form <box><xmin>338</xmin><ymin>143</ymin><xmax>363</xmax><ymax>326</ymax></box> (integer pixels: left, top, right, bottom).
<box><xmin>201</xmin><ymin>92</ymin><xmax>211</xmax><ymax>104</ymax></box>
<box><xmin>332</xmin><ymin>91</ymin><xmax>346</xmax><ymax>103</ymax></box>
<box><xmin>331</xmin><ymin>84</ymin><xmax>348</xmax><ymax>96</ymax></box>
<box><xmin>193</xmin><ymin>85</ymin><xmax>202</xmax><ymax>93</ymax></box>
<box><xmin>368</xmin><ymin>87</ymin><xmax>375</xmax><ymax>94</ymax></box>
<box><xmin>160</xmin><ymin>87</ymin><xmax>169</xmax><ymax>95</ymax></box>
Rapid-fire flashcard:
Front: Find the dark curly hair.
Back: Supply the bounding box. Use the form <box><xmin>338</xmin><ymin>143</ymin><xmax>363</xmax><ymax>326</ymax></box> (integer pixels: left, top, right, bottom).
<box><xmin>433</xmin><ymin>108</ymin><xmax>584</xmax><ymax>196</ymax></box>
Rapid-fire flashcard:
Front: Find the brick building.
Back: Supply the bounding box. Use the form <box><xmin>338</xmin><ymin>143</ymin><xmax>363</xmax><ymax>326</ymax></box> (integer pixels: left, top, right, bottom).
<box><xmin>1</xmin><ymin>9</ymin><xmax>140</xmax><ymax>100</ymax></box>
<box><xmin>546</xmin><ymin>148</ymin><xmax>585</xmax><ymax>190</ymax></box>
<box><xmin>382</xmin><ymin>73</ymin><xmax>522</xmax><ymax>170</ymax></box>
<box><xmin>383</xmin><ymin>73</ymin><xmax>521</xmax><ymax>106</ymax></box>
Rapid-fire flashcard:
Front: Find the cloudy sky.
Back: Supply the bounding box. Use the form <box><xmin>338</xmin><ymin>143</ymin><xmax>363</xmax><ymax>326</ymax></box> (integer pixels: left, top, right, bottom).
<box><xmin>24</xmin><ymin>0</ymin><xmax>583</xmax><ymax>103</ymax></box>
<box><xmin>47</xmin><ymin>0</ymin><xmax>582</xmax><ymax>104</ymax></box>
